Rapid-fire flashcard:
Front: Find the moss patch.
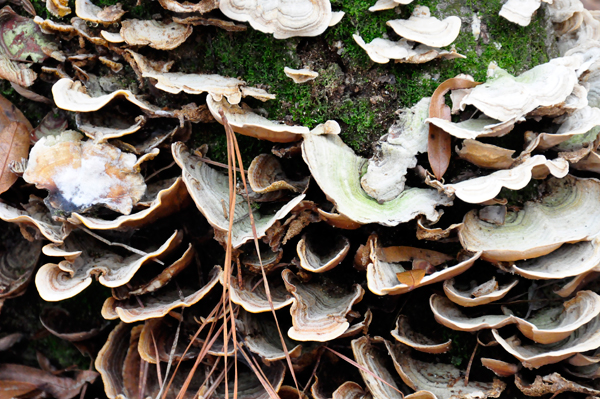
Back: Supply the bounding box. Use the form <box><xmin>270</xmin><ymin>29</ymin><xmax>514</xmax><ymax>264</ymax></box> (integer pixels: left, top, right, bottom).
<box><xmin>176</xmin><ymin>0</ymin><xmax>555</xmax><ymax>162</ymax></box>
<box><xmin>10</xmin><ymin>0</ymin><xmax>555</xmax><ymax>164</ymax></box>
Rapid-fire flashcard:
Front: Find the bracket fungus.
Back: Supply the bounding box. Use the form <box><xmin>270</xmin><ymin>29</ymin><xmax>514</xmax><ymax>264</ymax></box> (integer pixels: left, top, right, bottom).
<box><xmin>367</xmin><ymin>235</ymin><xmax>482</xmax><ymax>295</ymax></box>
<box><xmin>511</xmin><ymin>238</ymin><xmax>600</xmax><ymax>279</ymax></box>
<box><xmin>302</xmin><ymin>132</ymin><xmax>452</xmax><ymax>226</ymax></box>
<box><xmin>173</xmin><ymin>142</ymin><xmax>304</xmax><ymax>248</ymax></box>
<box><xmin>120</xmin><ymin>20</ymin><xmax>192</xmax><ymax>50</ymax></box>
<box><xmin>350</xmin><ymin>336</ymin><xmax>405</xmax><ymax>399</ymax></box>
<box><xmin>23</xmin><ymin>131</ymin><xmax>146</xmax><ymax>215</ymax></box>
<box><xmin>492</xmin><ymin>311</ymin><xmax>600</xmax><ymax>369</ymax></box>
<box><xmin>248</xmin><ymin>154</ymin><xmax>309</xmax><ymax>194</ymax></box>
<box><xmin>440</xmin><ymin>155</ymin><xmax>569</xmax><ymax>204</ymax></box>
<box><xmin>296</xmin><ymin>233</ymin><xmax>350</xmax><ymax>273</ymax></box>
<box><xmin>102</xmin><ymin>266</ymin><xmax>222</xmax><ymax>323</ymax></box>
<box><xmin>69</xmin><ymin>177</ymin><xmax>190</xmax><ymax>231</ymax></box>
<box><xmin>369</xmin><ymin>0</ymin><xmax>413</xmax><ymax>12</ymax></box>
<box><xmin>35</xmin><ymin>230</ymin><xmax>181</xmax><ymax>301</ymax></box>
<box><xmin>128</xmin><ymin>50</ymin><xmax>273</xmax><ymax>105</ymax></box>
<box><xmin>390</xmin><ymin>315</ymin><xmax>452</xmax><ymax>354</ymax></box>
<box><xmin>207</xmin><ymin>96</ymin><xmax>308</xmax><ymax>142</ymax></box>
<box><xmin>353</xmin><ymin>35</ymin><xmax>465</xmax><ymax>64</ymax></box>
<box><xmin>219</xmin><ymin>0</ymin><xmax>337</xmax><ymax>39</ymax></box>
<box><xmin>5</xmin><ymin>0</ymin><xmax>600</xmax><ymax>394</ymax></box>
<box><xmin>458</xmin><ymin>61</ymin><xmax>578</xmax><ymax>122</ymax></box>
<box><xmin>226</xmin><ymin>271</ymin><xmax>293</xmax><ymax>313</ymax></box>
<box><xmin>0</xmin><ymin>195</ymin><xmax>70</xmax><ymax>243</ymax></box>
<box><xmin>443</xmin><ymin>277</ymin><xmax>519</xmax><ymax>307</ymax></box>
<box><xmin>386</xmin><ymin>6</ymin><xmax>461</xmax><ymax>48</ymax></box>
<box><xmin>433</xmin><ymin>291</ymin><xmax>600</xmax><ymax>345</ymax></box>
<box><xmin>284</xmin><ymin>67</ymin><xmax>319</xmax><ymax>83</ymax></box>
<box><xmin>75</xmin><ymin>0</ymin><xmax>125</xmax><ymax>24</ymax></box>
<box><xmin>385</xmin><ymin>339</ymin><xmax>506</xmax><ymax>398</ymax></box>
<box><xmin>499</xmin><ymin>0</ymin><xmax>547</xmax><ymax>27</ymax></box>
<box><xmin>459</xmin><ymin>176</ymin><xmax>600</xmax><ymax>262</ymax></box>
<box><xmin>283</xmin><ymin>269</ymin><xmax>364</xmax><ymax>342</ymax></box>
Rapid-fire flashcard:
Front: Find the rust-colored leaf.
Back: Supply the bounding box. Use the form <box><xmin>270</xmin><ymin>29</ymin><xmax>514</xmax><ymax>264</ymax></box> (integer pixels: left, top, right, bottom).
<box><xmin>0</xmin><ymin>364</ymin><xmax>97</xmax><ymax>399</ymax></box>
<box><xmin>0</xmin><ymin>121</ymin><xmax>30</xmax><ymax>194</ymax></box>
<box><xmin>396</xmin><ymin>269</ymin><xmax>426</xmax><ymax>290</ymax></box>
<box><xmin>0</xmin><ymin>380</ymin><xmax>38</xmax><ymax>399</ymax></box>
<box><xmin>377</xmin><ymin>245</ymin><xmax>452</xmax><ymax>266</ymax></box>
<box><xmin>428</xmin><ymin>77</ymin><xmax>481</xmax><ymax>180</ymax></box>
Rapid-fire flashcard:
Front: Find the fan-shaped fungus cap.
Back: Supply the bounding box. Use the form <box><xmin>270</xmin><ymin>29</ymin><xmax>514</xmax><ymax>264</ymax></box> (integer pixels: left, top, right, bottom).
<box><xmin>284</xmin><ymin>67</ymin><xmax>319</xmax><ymax>83</ymax></box>
<box><xmin>459</xmin><ymin>61</ymin><xmax>578</xmax><ymax>122</ymax></box>
<box><xmin>441</xmin><ymin>155</ymin><xmax>569</xmax><ymax>204</ymax></box>
<box><xmin>296</xmin><ymin>234</ymin><xmax>350</xmax><ymax>273</ymax></box>
<box><xmin>384</xmin><ymin>338</ymin><xmax>506</xmax><ymax>398</ymax></box>
<box><xmin>511</xmin><ymin>238</ymin><xmax>600</xmax><ymax>279</ymax></box>
<box><xmin>172</xmin><ymin>142</ymin><xmax>304</xmax><ymax>248</ymax></box>
<box><xmin>391</xmin><ymin>315</ymin><xmax>452</xmax><ymax>354</ymax></box>
<box><xmin>0</xmin><ymin>223</ymin><xmax>41</xmax><ymax>299</ymax></box>
<box><xmin>23</xmin><ymin>131</ymin><xmax>146</xmax><ymax>215</ymax></box>
<box><xmin>127</xmin><ymin>50</ymin><xmax>272</xmax><ymax>105</ymax></box>
<box><xmin>353</xmin><ymin>34</ymin><xmax>465</xmax><ymax>64</ymax></box>
<box><xmin>481</xmin><ymin>358</ymin><xmax>520</xmax><ymax>377</ymax></box>
<box><xmin>207</xmin><ymin>96</ymin><xmax>308</xmax><ymax>142</ymax></box>
<box><xmin>35</xmin><ymin>230</ymin><xmax>181</xmax><ymax>301</ymax></box>
<box><xmin>69</xmin><ymin>177</ymin><xmax>189</xmax><ymax>231</ymax></box>
<box><xmin>369</xmin><ymin>0</ymin><xmax>413</xmax><ymax>12</ymax></box>
<box><xmin>102</xmin><ymin>266</ymin><xmax>222</xmax><ymax>323</ymax></box>
<box><xmin>248</xmin><ymin>154</ymin><xmax>309</xmax><ymax>194</ymax></box>
<box><xmin>219</xmin><ymin>0</ymin><xmax>334</xmax><ymax>39</ymax></box>
<box><xmin>0</xmin><ymin>196</ymin><xmax>70</xmax><ymax>243</ymax></box>
<box><xmin>443</xmin><ymin>277</ymin><xmax>518</xmax><ymax>307</ymax></box>
<box><xmin>499</xmin><ymin>0</ymin><xmax>543</xmax><ymax>27</ymax></box>
<box><xmin>120</xmin><ymin>20</ymin><xmax>192</xmax><ymax>50</ymax></box>
<box><xmin>238</xmin><ymin>310</ymin><xmax>302</xmax><ymax>361</ymax></box>
<box><xmin>350</xmin><ymin>336</ymin><xmax>405</xmax><ymax>399</ymax></box>
<box><xmin>75</xmin><ymin>0</ymin><xmax>124</xmax><ymax>24</ymax></box>
<box><xmin>367</xmin><ymin>235</ymin><xmax>481</xmax><ymax>295</ymax></box>
<box><xmin>492</xmin><ymin>311</ymin><xmax>600</xmax><ymax>369</ymax></box>
<box><xmin>283</xmin><ymin>269</ymin><xmax>364</xmax><ymax>342</ymax></box>
<box><xmin>225</xmin><ymin>271</ymin><xmax>293</xmax><ymax>313</ymax></box>
<box><xmin>386</xmin><ymin>6</ymin><xmax>461</xmax><ymax>48</ymax></box>
<box><xmin>46</xmin><ymin>0</ymin><xmax>70</xmax><ymax>17</ymax></box>
<box><xmin>302</xmin><ymin>132</ymin><xmax>452</xmax><ymax>226</ymax></box>
<box><xmin>459</xmin><ymin>176</ymin><xmax>600</xmax><ymax>262</ymax></box>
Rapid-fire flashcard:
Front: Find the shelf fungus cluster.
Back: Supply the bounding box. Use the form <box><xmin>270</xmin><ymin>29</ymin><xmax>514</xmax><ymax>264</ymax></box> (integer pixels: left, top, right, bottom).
<box><xmin>3</xmin><ymin>0</ymin><xmax>600</xmax><ymax>398</ymax></box>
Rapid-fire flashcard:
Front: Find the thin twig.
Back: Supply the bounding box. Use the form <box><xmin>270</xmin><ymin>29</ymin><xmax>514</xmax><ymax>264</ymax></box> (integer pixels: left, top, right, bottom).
<box><xmin>196</xmin><ymin>156</ymin><xmax>247</xmax><ymax>173</ymax></box>
<box><xmin>222</xmin><ymin>111</ymin><xmax>302</xmax><ymax>397</ymax></box>
<box><xmin>80</xmin><ymin>227</ymin><xmax>164</xmax><ymax>265</ymax></box>
<box><xmin>464</xmin><ymin>340</ymin><xmax>479</xmax><ymax>386</ymax></box>
<box><xmin>156</xmin><ymin>308</ymin><xmax>184</xmax><ymax>399</ymax></box>
<box><xmin>151</xmin><ymin>331</ymin><xmax>163</xmax><ymax>391</ymax></box>
<box><xmin>145</xmin><ymin>160</ymin><xmax>176</xmax><ymax>182</ymax></box>
<box><xmin>325</xmin><ymin>346</ymin><xmax>404</xmax><ymax>397</ymax></box>
<box><xmin>302</xmin><ymin>347</ymin><xmax>323</xmax><ymax>395</ymax></box>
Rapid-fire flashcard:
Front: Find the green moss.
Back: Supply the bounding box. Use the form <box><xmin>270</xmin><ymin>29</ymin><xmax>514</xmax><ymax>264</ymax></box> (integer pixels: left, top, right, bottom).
<box><xmin>0</xmin><ymin>81</ymin><xmax>49</xmax><ymax>126</ymax></box>
<box><xmin>32</xmin><ymin>335</ymin><xmax>90</xmax><ymax>369</ymax></box>
<box><xmin>186</xmin><ymin>0</ymin><xmax>554</xmax><ymax>161</ymax></box>
<box><xmin>441</xmin><ymin>328</ymin><xmax>476</xmax><ymax>368</ymax></box>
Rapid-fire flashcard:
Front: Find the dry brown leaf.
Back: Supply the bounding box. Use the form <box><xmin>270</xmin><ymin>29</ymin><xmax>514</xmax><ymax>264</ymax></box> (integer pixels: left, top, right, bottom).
<box><xmin>0</xmin><ymin>122</ymin><xmax>30</xmax><ymax>194</ymax></box>
<box><xmin>396</xmin><ymin>269</ymin><xmax>426</xmax><ymax>290</ymax></box>
<box><xmin>377</xmin><ymin>245</ymin><xmax>452</xmax><ymax>265</ymax></box>
<box><xmin>0</xmin><ymin>364</ymin><xmax>97</xmax><ymax>399</ymax></box>
<box><xmin>428</xmin><ymin>77</ymin><xmax>481</xmax><ymax>180</ymax></box>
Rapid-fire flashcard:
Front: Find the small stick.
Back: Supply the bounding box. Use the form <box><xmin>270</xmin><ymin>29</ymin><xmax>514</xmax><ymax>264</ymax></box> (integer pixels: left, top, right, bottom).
<box><xmin>464</xmin><ymin>340</ymin><xmax>479</xmax><ymax>386</ymax></box>
<box><xmin>197</xmin><ymin>156</ymin><xmax>247</xmax><ymax>174</ymax></box>
<box><xmin>81</xmin><ymin>227</ymin><xmax>164</xmax><ymax>266</ymax></box>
